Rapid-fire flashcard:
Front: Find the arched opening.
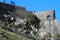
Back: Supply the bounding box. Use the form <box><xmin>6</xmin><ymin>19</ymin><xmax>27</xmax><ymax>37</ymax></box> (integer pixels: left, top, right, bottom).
<box><xmin>47</xmin><ymin>15</ymin><xmax>51</xmax><ymax>20</ymax></box>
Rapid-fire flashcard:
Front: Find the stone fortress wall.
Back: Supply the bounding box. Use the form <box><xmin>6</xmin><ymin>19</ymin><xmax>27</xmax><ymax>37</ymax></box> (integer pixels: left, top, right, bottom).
<box><xmin>34</xmin><ymin>10</ymin><xmax>60</xmax><ymax>37</ymax></box>
<box><xmin>34</xmin><ymin>10</ymin><xmax>55</xmax><ymax>20</ymax></box>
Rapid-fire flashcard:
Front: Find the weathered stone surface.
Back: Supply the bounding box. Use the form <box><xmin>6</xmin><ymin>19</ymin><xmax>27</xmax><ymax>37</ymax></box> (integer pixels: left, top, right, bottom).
<box><xmin>34</xmin><ymin>10</ymin><xmax>55</xmax><ymax>20</ymax></box>
<box><xmin>34</xmin><ymin>10</ymin><xmax>60</xmax><ymax>38</ymax></box>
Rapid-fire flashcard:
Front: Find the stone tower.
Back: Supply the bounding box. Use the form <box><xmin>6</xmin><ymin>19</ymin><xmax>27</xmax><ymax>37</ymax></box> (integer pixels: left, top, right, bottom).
<box><xmin>34</xmin><ymin>10</ymin><xmax>57</xmax><ymax>40</ymax></box>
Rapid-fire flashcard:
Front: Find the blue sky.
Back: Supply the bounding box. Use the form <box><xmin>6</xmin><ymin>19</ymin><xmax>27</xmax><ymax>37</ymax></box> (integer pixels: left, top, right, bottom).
<box><xmin>0</xmin><ymin>0</ymin><xmax>60</xmax><ymax>21</ymax></box>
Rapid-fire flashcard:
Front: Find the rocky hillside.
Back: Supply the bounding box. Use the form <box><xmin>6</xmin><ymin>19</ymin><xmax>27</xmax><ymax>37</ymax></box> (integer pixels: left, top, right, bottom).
<box><xmin>0</xmin><ymin>12</ymin><xmax>41</xmax><ymax>40</ymax></box>
<box><xmin>0</xmin><ymin>2</ymin><xmax>41</xmax><ymax>40</ymax></box>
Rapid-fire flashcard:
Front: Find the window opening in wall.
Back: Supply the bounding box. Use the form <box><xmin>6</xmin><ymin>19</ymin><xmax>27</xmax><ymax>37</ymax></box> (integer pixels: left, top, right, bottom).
<box><xmin>47</xmin><ymin>15</ymin><xmax>51</xmax><ymax>20</ymax></box>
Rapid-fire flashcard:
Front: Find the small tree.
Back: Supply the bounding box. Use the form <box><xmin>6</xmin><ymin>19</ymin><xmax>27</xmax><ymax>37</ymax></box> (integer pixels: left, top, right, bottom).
<box><xmin>26</xmin><ymin>14</ymin><xmax>40</xmax><ymax>29</ymax></box>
